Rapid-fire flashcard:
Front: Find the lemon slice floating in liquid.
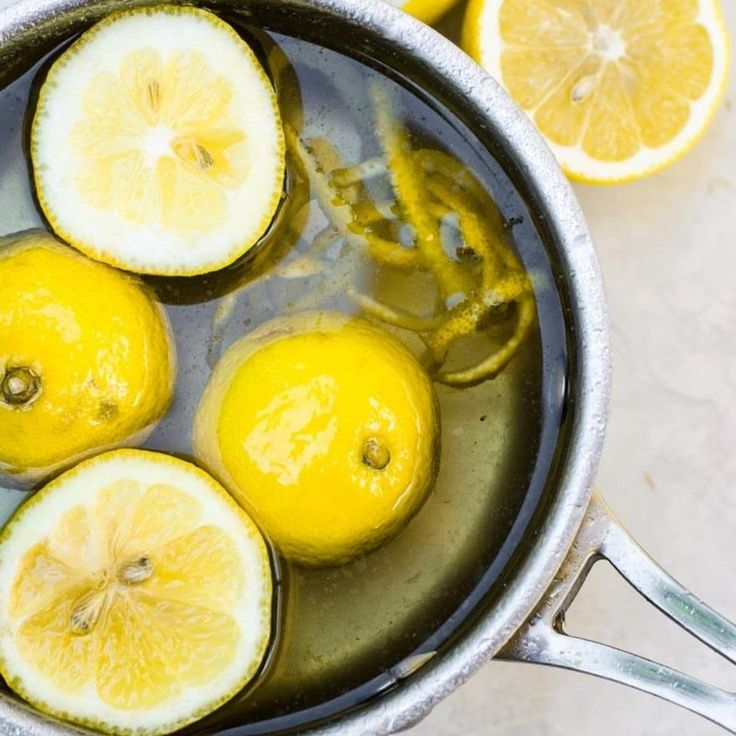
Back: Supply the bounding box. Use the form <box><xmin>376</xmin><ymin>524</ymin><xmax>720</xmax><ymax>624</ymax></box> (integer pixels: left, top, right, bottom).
<box><xmin>32</xmin><ymin>6</ymin><xmax>285</xmax><ymax>275</ymax></box>
<box><xmin>0</xmin><ymin>449</ymin><xmax>273</xmax><ymax>735</ymax></box>
<box><xmin>463</xmin><ymin>0</ymin><xmax>730</xmax><ymax>183</ymax></box>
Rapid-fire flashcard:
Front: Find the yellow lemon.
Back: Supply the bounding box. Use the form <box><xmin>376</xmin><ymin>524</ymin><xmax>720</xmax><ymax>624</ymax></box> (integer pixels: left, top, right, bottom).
<box><xmin>386</xmin><ymin>0</ymin><xmax>462</xmax><ymax>25</ymax></box>
<box><xmin>463</xmin><ymin>0</ymin><xmax>730</xmax><ymax>183</ymax></box>
<box><xmin>32</xmin><ymin>5</ymin><xmax>285</xmax><ymax>275</ymax></box>
<box><xmin>0</xmin><ymin>231</ymin><xmax>175</xmax><ymax>486</ymax></box>
<box><xmin>0</xmin><ymin>449</ymin><xmax>273</xmax><ymax>735</ymax></box>
<box><xmin>194</xmin><ymin>312</ymin><xmax>440</xmax><ymax>566</ymax></box>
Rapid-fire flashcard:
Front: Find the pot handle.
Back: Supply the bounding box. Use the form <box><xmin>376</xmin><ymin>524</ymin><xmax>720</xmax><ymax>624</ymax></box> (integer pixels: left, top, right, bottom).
<box><xmin>498</xmin><ymin>491</ymin><xmax>736</xmax><ymax>732</ymax></box>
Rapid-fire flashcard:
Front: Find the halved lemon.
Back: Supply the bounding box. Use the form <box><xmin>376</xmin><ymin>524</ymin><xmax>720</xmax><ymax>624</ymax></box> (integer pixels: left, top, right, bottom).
<box><xmin>31</xmin><ymin>6</ymin><xmax>285</xmax><ymax>275</ymax></box>
<box><xmin>463</xmin><ymin>0</ymin><xmax>730</xmax><ymax>183</ymax></box>
<box><xmin>386</xmin><ymin>0</ymin><xmax>462</xmax><ymax>25</ymax></box>
<box><xmin>0</xmin><ymin>449</ymin><xmax>273</xmax><ymax>735</ymax></box>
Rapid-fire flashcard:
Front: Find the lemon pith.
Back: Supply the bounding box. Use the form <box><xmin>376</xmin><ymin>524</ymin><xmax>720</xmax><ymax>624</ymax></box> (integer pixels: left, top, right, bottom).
<box><xmin>0</xmin><ymin>231</ymin><xmax>175</xmax><ymax>486</ymax></box>
<box><xmin>0</xmin><ymin>449</ymin><xmax>273</xmax><ymax>736</ymax></box>
<box><xmin>463</xmin><ymin>0</ymin><xmax>731</xmax><ymax>183</ymax></box>
<box><xmin>32</xmin><ymin>5</ymin><xmax>285</xmax><ymax>275</ymax></box>
<box><xmin>194</xmin><ymin>312</ymin><xmax>441</xmax><ymax>567</ymax></box>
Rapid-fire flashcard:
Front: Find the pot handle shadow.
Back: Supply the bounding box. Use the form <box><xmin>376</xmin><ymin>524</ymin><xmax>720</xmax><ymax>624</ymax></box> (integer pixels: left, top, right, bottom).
<box><xmin>498</xmin><ymin>491</ymin><xmax>736</xmax><ymax>732</ymax></box>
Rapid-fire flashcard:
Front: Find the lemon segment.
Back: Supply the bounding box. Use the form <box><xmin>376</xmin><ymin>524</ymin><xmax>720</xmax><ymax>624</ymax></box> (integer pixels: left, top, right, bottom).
<box><xmin>32</xmin><ymin>6</ymin><xmax>285</xmax><ymax>275</ymax></box>
<box><xmin>194</xmin><ymin>312</ymin><xmax>440</xmax><ymax>567</ymax></box>
<box><xmin>0</xmin><ymin>231</ymin><xmax>175</xmax><ymax>487</ymax></box>
<box><xmin>463</xmin><ymin>0</ymin><xmax>730</xmax><ymax>183</ymax></box>
<box><xmin>0</xmin><ymin>449</ymin><xmax>273</xmax><ymax>735</ymax></box>
<box><xmin>386</xmin><ymin>0</ymin><xmax>462</xmax><ymax>25</ymax></box>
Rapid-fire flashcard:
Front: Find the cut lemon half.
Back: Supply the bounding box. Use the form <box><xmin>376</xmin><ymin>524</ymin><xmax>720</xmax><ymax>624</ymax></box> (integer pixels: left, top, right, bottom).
<box><xmin>0</xmin><ymin>449</ymin><xmax>273</xmax><ymax>735</ymax></box>
<box><xmin>463</xmin><ymin>0</ymin><xmax>730</xmax><ymax>183</ymax></box>
<box><xmin>32</xmin><ymin>6</ymin><xmax>285</xmax><ymax>275</ymax></box>
<box><xmin>386</xmin><ymin>0</ymin><xmax>462</xmax><ymax>25</ymax></box>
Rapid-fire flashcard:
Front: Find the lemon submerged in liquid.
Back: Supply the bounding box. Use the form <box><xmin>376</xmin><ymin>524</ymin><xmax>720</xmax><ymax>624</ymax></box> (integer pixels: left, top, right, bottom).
<box><xmin>31</xmin><ymin>5</ymin><xmax>285</xmax><ymax>276</ymax></box>
<box><xmin>0</xmin><ymin>449</ymin><xmax>272</xmax><ymax>736</ymax></box>
<box><xmin>0</xmin><ymin>232</ymin><xmax>175</xmax><ymax>485</ymax></box>
<box><xmin>195</xmin><ymin>312</ymin><xmax>440</xmax><ymax>566</ymax></box>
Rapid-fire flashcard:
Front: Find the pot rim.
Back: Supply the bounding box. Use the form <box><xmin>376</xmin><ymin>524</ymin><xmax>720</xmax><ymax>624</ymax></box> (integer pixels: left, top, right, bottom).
<box><xmin>0</xmin><ymin>0</ymin><xmax>612</xmax><ymax>734</ymax></box>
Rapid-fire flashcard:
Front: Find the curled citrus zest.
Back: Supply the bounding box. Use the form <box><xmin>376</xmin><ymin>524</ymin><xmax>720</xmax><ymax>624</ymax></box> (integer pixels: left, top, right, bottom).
<box><xmin>435</xmin><ymin>296</ymin><xmax>536</xmax><ymax>387</ymax></box>
<box><xmin>331</xmin><ymin>158</ymin><xmax>387</xmax><ymax>187</ymax></box>
<box><xmin>348</xmin><ymin>287</ymin><xmax>444</xmax><ymax>333</ymax></box>
<box><xmin>284</xmin><ymin>126</ymin><xmax>420</xmax><ymax>270</ymax></box>
<box><xmin>266</xmin><ymin>90</ymin><xmax>536</xmax><ymax>388</ymax></box>
<box><xmin>372</xmin><ymin>85</ymin><xmax>474</xmax><ymax>300</ymax></box>
<box><xmin>422</xmin><ymin>275</ymin><xmax>529</xmax><ymax>362</ymax></box>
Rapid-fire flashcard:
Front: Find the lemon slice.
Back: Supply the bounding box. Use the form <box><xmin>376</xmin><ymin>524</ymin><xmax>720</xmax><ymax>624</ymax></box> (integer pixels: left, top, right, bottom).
<box><xmin>386</xmin><ymin>0</ymin><xmax>462</xmax><ymax>25</ymax></box>
<box><xmin>0</xmin><ymin>449</ymin><xmax>273</xmax><ymax>735</ymax></box>
<box><xmin>32</xmin><ymin>6</ymin><xmax>285</xmax><ymax>275</ymax></box>
<box><xmin>463</xmin><ymin>0</ymin><xmax>730</xmax><ymax>183</ymax></box>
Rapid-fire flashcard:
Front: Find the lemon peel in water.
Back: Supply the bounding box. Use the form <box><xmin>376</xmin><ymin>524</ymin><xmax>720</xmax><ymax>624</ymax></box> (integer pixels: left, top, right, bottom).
<box><xmin>281</xmin><ymin>84</ymin><xmax>535</xmax><ymax>388</ymax></box>
<box><xmin>0</xmin><ymin>231</ymin><xmax>175</xmax><ymax>487</ymax></box>
<box><xmin>194</xmin><ymin>311</ymin><xmax>440</xmax><ymax>567</ymax></box>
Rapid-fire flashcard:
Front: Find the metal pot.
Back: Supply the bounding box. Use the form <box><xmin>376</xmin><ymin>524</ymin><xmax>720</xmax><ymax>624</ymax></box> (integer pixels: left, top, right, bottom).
<box><xmin>0</xmin><ymin>0</ymin><xmax>733</xmax><ymax>734</ymax></box>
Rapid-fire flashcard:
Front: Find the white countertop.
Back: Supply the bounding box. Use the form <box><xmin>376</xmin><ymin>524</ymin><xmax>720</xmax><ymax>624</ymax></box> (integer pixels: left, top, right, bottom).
<box><xmin>1</xmin><ymin>1</ymin><xmax>734</xmax><ymax>734</ymax></box>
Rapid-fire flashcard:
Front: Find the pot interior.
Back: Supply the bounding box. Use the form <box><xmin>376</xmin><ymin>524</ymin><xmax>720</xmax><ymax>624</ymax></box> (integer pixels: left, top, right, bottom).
<box><xmin>0</xmin><ymin>2</ymin><xmax>577</xmax><ymax>734</ymax></box>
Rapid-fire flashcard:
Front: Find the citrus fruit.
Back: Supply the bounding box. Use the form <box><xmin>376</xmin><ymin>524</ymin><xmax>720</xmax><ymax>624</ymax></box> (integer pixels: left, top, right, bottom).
<box><xmin>0</xmin><ymin>449</ymin><xmax>273</xmax><ymax>735</ymax></box>
<box><xmin>194</xmin><ymin>312</ymin><xmax>440</xmax><ymax>567</ymax></box>
<box><xmin>387</xmin><ymin>0</ymin><xmax>462</xmax><ymax>25</ymax></box>
<box><xmin>463</xmin><ymin>0</ymin><xmax>730</xmax><ymax>183</ymax></box>
<box><xmin>31</xmin><ymin>5</ymin><xmax>285</xmax><ymax>276</ymax></box>
<box><xmin>0</xmin><ymin>231</ymin><xmax>175</xmax><ymax>486</ymax></box>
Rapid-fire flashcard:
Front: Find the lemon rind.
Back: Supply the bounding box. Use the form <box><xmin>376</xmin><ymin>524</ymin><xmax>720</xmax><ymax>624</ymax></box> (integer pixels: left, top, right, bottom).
<box><xmin>401</xmin><ymin>0</ymin><xmax>462</xmax><ymax>25</ymax></box>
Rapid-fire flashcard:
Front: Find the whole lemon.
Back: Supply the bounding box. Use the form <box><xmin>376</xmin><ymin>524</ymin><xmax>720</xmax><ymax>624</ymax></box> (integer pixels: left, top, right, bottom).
<box><xmin>0</xmin><ymin>231</ymin><xmax>175</xmax><ymax>486</ymax></box>
<box><xmin>194</xmin><ymin>312</ymin><xmax>440</xmax><ymax>566</ymax></box>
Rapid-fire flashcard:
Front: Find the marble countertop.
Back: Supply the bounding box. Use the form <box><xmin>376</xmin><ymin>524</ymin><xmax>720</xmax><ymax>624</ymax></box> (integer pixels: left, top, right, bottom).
<box><xmin>0</xmin><ymin>1</ymin><xmax>734</xmax><ymax>734</ymax></box>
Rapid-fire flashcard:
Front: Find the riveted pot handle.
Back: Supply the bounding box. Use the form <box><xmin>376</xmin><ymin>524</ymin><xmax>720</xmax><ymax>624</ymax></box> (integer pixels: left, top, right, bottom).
<box><xmin>498</xmin><ymin>491</ymin><xmax>736</xmax><ymax>732</ymax></box>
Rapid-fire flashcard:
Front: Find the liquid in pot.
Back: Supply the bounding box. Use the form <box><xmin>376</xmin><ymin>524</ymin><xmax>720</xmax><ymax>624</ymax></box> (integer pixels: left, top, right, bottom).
<box><xmin>0</xmin><ymin>21</ymin><xmax>568</xmax><ymax>734</ymax></box>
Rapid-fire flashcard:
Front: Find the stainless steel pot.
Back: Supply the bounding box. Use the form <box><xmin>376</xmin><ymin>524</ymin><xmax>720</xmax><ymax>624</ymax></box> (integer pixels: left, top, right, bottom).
<box><xmin>0</xmin><ymin>0</ymin><xmax>734</xmax><ymax>734</ymax></box>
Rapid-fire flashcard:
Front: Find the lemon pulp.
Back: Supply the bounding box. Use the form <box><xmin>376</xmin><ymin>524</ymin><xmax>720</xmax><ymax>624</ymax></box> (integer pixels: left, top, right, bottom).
<box><xmin>195</xmin><ymin>312</ymin><xmax>440</xmax><ymax>566</ymax></box>
<box><xmin>0</xmin><ymin>231</ymin><xmax>174</xmax><ymax>486</ymax></box>
<box><xmin>0</xmin><ymin>449</ymin><xmax>273</xmax><ymax>735</ymax></box>
<box><xmin>463</xmin><ymin>0</ymin><xmax>730</xmax><ymax>182</ymax></box>
<box><xmin>32</xmin><ymin>5</ymin><xmax>285</xmax><ymax>275</ymax></box>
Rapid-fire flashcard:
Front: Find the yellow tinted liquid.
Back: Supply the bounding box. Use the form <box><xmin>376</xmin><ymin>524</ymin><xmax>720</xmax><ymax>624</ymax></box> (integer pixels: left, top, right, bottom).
<box><xmin>0</xmin><ymin>23</ymin><xmax>567</xmax><ymax>734</ymax></box>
